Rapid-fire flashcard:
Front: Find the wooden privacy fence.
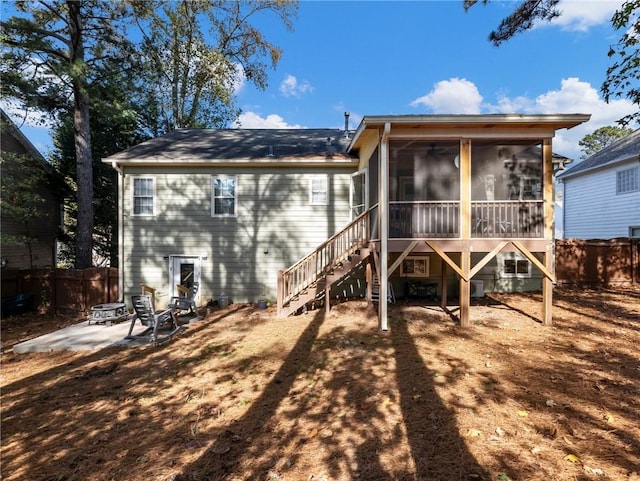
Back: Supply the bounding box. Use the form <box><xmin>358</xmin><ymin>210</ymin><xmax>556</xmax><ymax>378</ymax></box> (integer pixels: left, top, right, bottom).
<box><xmin>556</xmin><ymin>238</ymin><xmax>639</xmax><ymax>287</ymax></box>
<box><xmin>1</xmin><ymin>267</ymin><xmax>119</xmax><ymax>316</ymax></box>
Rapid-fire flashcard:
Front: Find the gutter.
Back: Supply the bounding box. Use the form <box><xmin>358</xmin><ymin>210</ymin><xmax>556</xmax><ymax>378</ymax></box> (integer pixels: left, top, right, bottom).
<box><xmin>111</xmin><ymin>161</ymin><xmax>125</xmax><ymax>302</ymax></box>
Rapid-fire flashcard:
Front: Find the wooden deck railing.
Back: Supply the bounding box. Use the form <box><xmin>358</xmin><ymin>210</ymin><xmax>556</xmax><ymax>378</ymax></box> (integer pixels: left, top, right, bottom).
<box><xmin>278</xmin><ymin>211</ymin><xmax>370</xmax><ymax>309</ymax></box>
<box><xmin>471</xmin><ymin>201</ymin><xmax>543</xmax><ymax>238</ymax></box>
<box><xmin>387</xmin><ymin>200</ymin><xmax>544</xmax><ymax>238</ymax></box>
<box><xmin>389</xmin><ymin>201</ymin><xmax>460</xmax><ymax>238</ymax></box>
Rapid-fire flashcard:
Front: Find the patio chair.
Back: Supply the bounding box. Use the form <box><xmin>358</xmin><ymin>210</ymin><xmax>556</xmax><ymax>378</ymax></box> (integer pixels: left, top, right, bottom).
<box><xmin>168</xmin><ymin>282</ymin><xmax>201</xmax><ymax>319</ymax></box>
<box><xmin>125</xmin><ymin>295</ymin><xmax>184</xmax><ymax>345</ymax></box>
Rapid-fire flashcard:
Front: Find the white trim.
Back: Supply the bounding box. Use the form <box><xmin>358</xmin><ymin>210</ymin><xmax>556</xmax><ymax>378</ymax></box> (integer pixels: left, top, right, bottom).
<box><xmin>498</xmin><ymin>252</ymin><xmax>531</xmax><ymax>278</ymax></box>
<box><xmin>131</xmin><ymin>176</ymin><xmax>155</xmax><ymax>216</ymax></box>
<box><xmin>168</xmin><ymin>255</ymin><xmax>202</xmax><ymax>302</ymax></box>
<box><xmin>400</xmin><ymin>256</ymin><xmax>430</xmax><ymax>277</ymax></box>
<box><xmin>350</xmin><ymin>169</ymin><xmax>367</xmax><ymax>220</ymax></box>
<box><xmin>308</xmin><ymin>174</ymin><xmax>329</xmax><ymax>205</ymax></box>
<box><xmin>211</xmin><ymin>175</ymin><xmax>238</xmax><ymax>217</ymax></box>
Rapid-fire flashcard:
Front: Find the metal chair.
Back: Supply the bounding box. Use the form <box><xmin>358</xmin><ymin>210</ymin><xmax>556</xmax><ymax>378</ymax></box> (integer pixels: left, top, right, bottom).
<box><xmin>168</xmin><ymin>282</ymin><xmax>201</xmax><ymax>319</ymax></box>
<box><xmin>126</xmin><ymin>295</ymin><xmax>184</xmax><ymax>345</ymax></box>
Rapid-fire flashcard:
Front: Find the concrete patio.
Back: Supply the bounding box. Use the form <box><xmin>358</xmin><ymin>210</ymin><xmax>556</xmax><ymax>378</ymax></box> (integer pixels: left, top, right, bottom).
<box><xmin>12</xmin><ymin>314</ymin><xmax>199</xmax><ymax>354</ymax></box>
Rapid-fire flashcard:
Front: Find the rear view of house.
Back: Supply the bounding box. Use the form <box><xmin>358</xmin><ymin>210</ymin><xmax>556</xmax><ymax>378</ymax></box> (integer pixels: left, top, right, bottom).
<box><xmin>105</xmin><ymin>113</ymin><xmax>590</xmax><ymax>328</ymax></box>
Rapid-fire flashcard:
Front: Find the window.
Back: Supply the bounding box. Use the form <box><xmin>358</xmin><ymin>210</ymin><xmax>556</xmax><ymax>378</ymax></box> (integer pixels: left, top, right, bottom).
<box><xmin>132</xmin><ymin>177</ymin><xmax>154</xmax><ymax>216</ymax></box>
<box><xmin>499</xmin><ymin>253</ymin><xmax>531</xmax><ymax>278</ymax></box>
<box><xmin>400</xmin><ymin>256</ymin><xmax>430</xmax><ymax>277</ymax></box>
<box><xmin>616</xmin><ymin>167</ymin><xmax>639</xmax><ymax>194</ymax></box>
<box><xmin>212</xmin><ymin>176</ymin><xmax>237</xmax><ymax>216</ymax></box>
<box><xmin>630</xmin><ymin>226</ymin><xmax>640</xmax><ymax>238</ymax></box>
<box><xmin>309</xmin><ymin>175</ymin><xmax>328</xmax><ymax>205</ymax></box>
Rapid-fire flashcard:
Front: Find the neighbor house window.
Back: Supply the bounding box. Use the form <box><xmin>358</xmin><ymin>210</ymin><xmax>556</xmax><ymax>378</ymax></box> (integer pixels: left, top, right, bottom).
<box><xmin>616</xmin><ymin>167</ymin><xmax>639</xmax><ymax>194</ymax></box>
<box><xmin>309</xmin><ymin>175</ymin><xmax>328</xmax><ymax>205</ymax></box>
<box><xmin>212</xmin><ymin>176</ymin><xmax>237</xmax><ymax>216</ymax></box>
<box><xmin>400</xmin><ymin>256</ymin><xmax>430</xmax><ymax>277</ymax></box>
<box><xmin>132</xmin><ymin>177</ymin><xmax>155</xmax><ymax>216</ymax></box>
<box><xmin>499</xmin><ymin>253</ymin><xmax>531</xmax><ymax>278</ymax></box>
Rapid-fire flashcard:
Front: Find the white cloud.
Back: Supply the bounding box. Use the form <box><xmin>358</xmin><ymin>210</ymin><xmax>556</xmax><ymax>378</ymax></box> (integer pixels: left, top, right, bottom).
<box><xmin>412</xmin><ymin>76</ymin><xmax>636</xmax><ymax>159</ymax></box>
<box><xmin>279</xmin><ymin>74</ymin><xmax>313</xmax><ymax>98</ymax></box>
<box><xmin>528</xmin><ymin>77</ymin><xmax>636</xmax><ymax>158</ymax></box>
<box><xmin>550</xmin><ymin>0</ymin><xmax>619</xmax><ymax>31</ymax></box>
<box><xmin>231</xmin><ymin>63</ymin><xmax>246</xmax><ymax>94</ymax></box>
<box><xmin>233</xmin><ymin>111</ymin><xmax>303</xmax><ymax>129</ymax></box>
<box><xmin>410</xmin><ymin>78</ymin><xmax>483</xmax><ymax>114</ymax></box>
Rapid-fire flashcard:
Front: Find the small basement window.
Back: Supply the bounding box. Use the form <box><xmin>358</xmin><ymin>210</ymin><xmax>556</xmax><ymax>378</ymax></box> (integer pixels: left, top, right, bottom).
<box><xmin>400</xmin><ymin>256</ymin><xmax>430</xmax><ymax>277</ymax></box>
<box><xmin>498</xmin><ymin>253</ymin><xmax>531</xmax><ymax>278</ymax></box>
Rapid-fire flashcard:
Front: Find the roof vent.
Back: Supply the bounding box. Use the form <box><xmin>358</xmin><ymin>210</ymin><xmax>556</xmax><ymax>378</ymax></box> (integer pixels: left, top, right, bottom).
<box><xmin>326</xmin><ymin>137</ymin><xmax>332</xmax><ymax>146</ymax></box>
<box><xmin>267</xmin><ymin>145</ymin><xmax>274</xmax><ymax>157</ymax></box>
<box><xmin>344</xmin><ymin>112</ymin><xmax>350</xmax><ymax>139</ymax></box>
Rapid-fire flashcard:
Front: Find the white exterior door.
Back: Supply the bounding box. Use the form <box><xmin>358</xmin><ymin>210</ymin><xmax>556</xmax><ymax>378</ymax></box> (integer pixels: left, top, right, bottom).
<box><xmin>168</xmin><ymin>256</ymin><xmax>201</xmax><ymax>302</ymax></box>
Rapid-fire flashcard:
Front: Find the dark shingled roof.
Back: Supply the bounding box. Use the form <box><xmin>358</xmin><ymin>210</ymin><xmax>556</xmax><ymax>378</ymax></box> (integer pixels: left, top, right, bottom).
<box><xmin>104</xmin><ymin>128</ymin><xmax>355</xmax><ymax>163</ymax></box>
<box><xmin>558</xmin><ymin>129</ymin><xmax>640</xmax><ymax>179</ymax></box>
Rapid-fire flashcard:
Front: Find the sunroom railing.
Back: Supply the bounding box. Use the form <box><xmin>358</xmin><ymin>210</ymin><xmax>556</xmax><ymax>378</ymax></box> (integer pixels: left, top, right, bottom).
<box><xmin>471</xmin><ymin>200</ymin><xmax>543</xmax><ymax>238</ymax></box>
<box><xmin>389</xmin><ymin>201</ymin><xmax>460</xmax><ymax>238</ymax></box>
<box><xmin>387</xmin><ymin>200</ymin><xmax>544</xmax><ymax>238</ymax></box>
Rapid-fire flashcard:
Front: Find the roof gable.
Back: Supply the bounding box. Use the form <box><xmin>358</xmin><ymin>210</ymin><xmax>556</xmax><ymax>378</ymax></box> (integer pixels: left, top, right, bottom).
<box><xmin>558</xmin><ymin>129</ymin><xmax>640</xmax><ymax>179</ymax></box>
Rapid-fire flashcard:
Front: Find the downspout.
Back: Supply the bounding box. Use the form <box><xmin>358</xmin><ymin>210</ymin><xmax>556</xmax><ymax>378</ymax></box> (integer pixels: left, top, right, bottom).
<box><xmin>379</xmin><ymin>123</ymin><xmax>391</xmax><ymax>331</ymax></box>
<box><xmin>112</xmin><ymin>161</ymin><xmax>125</xmax><ymax>302</ymax></box>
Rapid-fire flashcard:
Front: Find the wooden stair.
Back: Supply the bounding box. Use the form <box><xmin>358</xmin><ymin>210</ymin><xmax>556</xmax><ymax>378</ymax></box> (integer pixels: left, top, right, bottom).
<box><xmin>277</xmin><ymin>212</ymin><xmax>370</xmax><ymax>317</ymax></box>
<box><xmin>280</xmin><ymin>248</ymin><xmax>370</xmax><ymax>316</ymax></box>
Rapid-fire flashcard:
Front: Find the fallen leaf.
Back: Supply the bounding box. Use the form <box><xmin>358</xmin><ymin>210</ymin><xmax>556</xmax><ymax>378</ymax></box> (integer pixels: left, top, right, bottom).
<box><xmin>495</xmin><ymin>427</ymin><xmax>506</xmax><ymax>437</ymax></box>
<box><xmin>466</xmin><ymin>428</ymin><xmax>482</xmax><ymax>437</ymax></box>
<box><xmin>563</xmin><ymin>436</ymin><xmax>574</xmax><ymax>445</ymax></box>
<box><xmin>545</xmin><ymin>399</ymin><xmax>557</xmax><ymax>407</ymax></box>
<box><xmin>584</xmin><ymin>465</ymin><xmax>605</xmax><ymax>476</ymax></box>
<box><xmin>564</xmin><ymin>454</ymin><xmax>582</xmax><ymax>464</ymax></box>
<box><xmin>383</xmin><ymin>397</ymin><xmax>392</xmax><ymax>407</ymax></box>
<box><xmin>531</xmin><ymin>446</ymin><xmax>542</xmax><ymax>454</ymax></box>
<box><xmin>517</xmin><ymin>410</ymin><xmax>529</xmax><ymax>417</ymax></box>
<box><xmin>604</xmin><ymin>413</ymin><xmax>615</xmax><ymax>424</ymax></box>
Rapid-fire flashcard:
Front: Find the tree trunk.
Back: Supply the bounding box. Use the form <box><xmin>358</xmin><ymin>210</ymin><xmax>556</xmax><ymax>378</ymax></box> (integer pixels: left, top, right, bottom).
<box><xmin>68</xmin><ymin>0</ymin><xmax>94</xmax><ymax>269</ymax></box>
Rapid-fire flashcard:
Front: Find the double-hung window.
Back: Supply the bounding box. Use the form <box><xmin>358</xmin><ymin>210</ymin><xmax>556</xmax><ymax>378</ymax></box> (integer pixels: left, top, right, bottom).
<box><xmin>616</xmin><ymin>166</ymin><xmax>639</xmax><ymax>194</ymax></box>
<box><xmin>498</xmin><ymin>253</ymin><xmax>531</xmax><ymax>278</ymax></box>
<box><xmin>132</xmin><ymin>177</ymin><xmax>155</xmax><ymax>216</ymax></box>
<box><xmin>212</xmin><ymin>176</ymin><xmax>237</xmax><ymax>216</ymax></box>
<box><xmin>309</xmin><ymin>175</ymin><xmax>328</xmax><ymax>205</ymax></box>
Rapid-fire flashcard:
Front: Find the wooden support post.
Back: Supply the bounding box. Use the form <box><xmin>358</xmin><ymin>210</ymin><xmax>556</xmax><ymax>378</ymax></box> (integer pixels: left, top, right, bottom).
<box><xmin>325</xmin><ymin>285</ymin><xmax>331</xmax><ymax>315</ymax></box>
<box><xmin>460</xmin><ymin>248</ymin><xmax>471</xmax><ymax>327</ymax></box>
<box><xmin>542</xmin><ymin>138</ymin><xmax>554</xmax><ymax>326</ymax></box>
<box><xmin>440</xmin><ymin>259</ymin><xmax>447</xmax><ymax>309</ymax></box>
<box><xmin>459</xmin><ymin>139</ymin><xmax>472</xmax><ymax>327</ymax></box>
<box><xmin>543</xmin><ymin>246</ymin><xmax>553</xmax><ymax>326</ymax></box>
<box><xmin>366</xmin><ymin>259</ymin><xmax>373</xmax><ymax>308</ymax></box>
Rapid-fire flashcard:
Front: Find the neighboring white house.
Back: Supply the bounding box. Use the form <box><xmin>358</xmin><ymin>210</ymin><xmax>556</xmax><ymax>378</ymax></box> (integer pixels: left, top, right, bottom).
<box><xmin>558</xmin><ymin>130</ymin><xmax>640</xmax><ymax>240</ymax></box>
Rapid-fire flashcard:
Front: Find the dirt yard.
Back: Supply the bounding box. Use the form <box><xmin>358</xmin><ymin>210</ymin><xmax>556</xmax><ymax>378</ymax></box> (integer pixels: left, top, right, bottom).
<box><xmin>1</xmin><ymin>287</ymin><xmax>639</xmax><ymax>481</ymax></box>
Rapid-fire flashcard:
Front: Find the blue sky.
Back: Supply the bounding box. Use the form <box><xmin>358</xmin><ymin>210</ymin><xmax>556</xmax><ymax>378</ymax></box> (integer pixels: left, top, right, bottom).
<box><xmin>4</xmin><ymin>0</ymin><xmax>637</xmax><ymax>161</ymax></box>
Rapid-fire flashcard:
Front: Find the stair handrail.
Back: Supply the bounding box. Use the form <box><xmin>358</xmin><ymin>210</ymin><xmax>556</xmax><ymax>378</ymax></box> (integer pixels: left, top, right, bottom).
<box><xmin>278</xmin><ymin>211</ymin><xmax>369</xmax><ymax>310</ymax></box>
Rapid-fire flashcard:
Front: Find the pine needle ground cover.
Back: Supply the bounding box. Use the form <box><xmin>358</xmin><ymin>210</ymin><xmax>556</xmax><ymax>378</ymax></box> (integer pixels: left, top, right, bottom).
<box><xmin>1</xmin><ymin>288</ymin><xmax>639</xmax><ymax>481</ymax></box>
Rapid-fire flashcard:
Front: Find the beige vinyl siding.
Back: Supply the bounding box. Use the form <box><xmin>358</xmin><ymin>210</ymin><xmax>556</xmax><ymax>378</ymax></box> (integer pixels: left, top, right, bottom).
<box><xmin>121</xmin><ymin>166</ymin><xmax>354</xmax><ymax>305</ymax></box>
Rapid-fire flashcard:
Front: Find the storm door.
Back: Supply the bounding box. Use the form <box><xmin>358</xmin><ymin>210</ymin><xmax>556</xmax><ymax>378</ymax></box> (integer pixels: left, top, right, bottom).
<box><xmin>169</xmin><ymin>255</ymin><xmax>201</xmax><ymax>301</ymax></box>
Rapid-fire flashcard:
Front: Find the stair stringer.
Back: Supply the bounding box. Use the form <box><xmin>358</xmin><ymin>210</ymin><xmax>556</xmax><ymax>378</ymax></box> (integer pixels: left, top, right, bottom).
<box><xmin>280</xmin><ymin>248</ymin><xmax>371</xmax><ymax>317</ymax></box>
